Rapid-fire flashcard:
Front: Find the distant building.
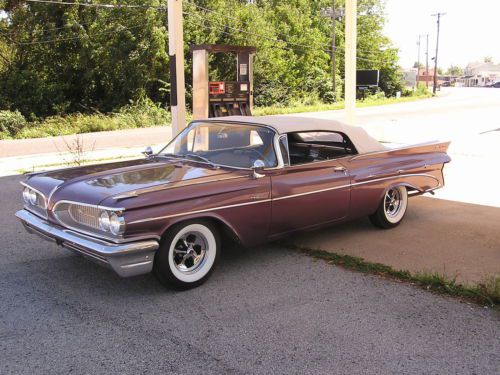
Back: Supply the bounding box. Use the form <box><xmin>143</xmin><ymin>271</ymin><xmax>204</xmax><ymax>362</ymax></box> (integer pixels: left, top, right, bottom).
<box><xmin>418</xmin><ymin>69</ymin><xmax>435</xmax><ymax>85</ymax></box>
<box><xmin>458</xmin><ymin>62</ymin><xmax>500</xmax><ymax>87</ymax></box>
<box><xmin>415</xmin><ymin>69</ymin><xmax>456</xmax><ymax>87</ymax></box>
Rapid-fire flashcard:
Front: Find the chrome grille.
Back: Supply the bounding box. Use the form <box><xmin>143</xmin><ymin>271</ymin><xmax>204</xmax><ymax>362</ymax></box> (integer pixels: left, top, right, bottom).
<box><xmin>68</xmin><ymin>204</ymin><xmax>100</xmax><ymax>230</ymax></box>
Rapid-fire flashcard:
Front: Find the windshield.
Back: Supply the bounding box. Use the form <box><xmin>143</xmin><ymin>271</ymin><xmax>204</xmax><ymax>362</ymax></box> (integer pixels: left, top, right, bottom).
<box><xmin>160</xmin><ymin>122</ymin><xmax>278</xmax><ymax>169</ymax></box>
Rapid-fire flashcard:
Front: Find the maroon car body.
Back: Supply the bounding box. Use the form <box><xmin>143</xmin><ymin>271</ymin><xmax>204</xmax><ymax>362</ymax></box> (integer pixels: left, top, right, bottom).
<box><xmin>16</xmin><ymin>116</ymin><xmax>450</xmax><ymax>285</ymax></box>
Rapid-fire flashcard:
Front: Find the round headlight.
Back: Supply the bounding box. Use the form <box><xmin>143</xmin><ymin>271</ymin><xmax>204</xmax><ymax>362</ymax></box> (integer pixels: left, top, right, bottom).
<box><xmin>109</xmin><ymin>212</ymin><xmax>125</xmax><ymax>235</ymax></box>
<box><xmin>99</xmin><ymin>211</ymin><xmax>110</xmax><ymax>232</ymax></box>
<box><xmin>29</xmin><ymin>190</ymin><xmax>38</xmax><ymax>205</ymax></box>
<box><xmin>23</xmin><ymin>187</ymin><xmax>31</xmax><ymax>204</ymax></box>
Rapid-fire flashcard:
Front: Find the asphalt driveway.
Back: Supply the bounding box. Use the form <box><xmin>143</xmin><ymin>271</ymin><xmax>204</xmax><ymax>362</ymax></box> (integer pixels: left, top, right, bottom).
<box><xmin>1</xmin><ymin>175</ymin><xmax>499</xmax><ymax>375</ymax></box>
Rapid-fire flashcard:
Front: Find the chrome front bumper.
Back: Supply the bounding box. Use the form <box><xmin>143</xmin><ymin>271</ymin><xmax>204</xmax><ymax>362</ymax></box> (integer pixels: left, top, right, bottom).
<box><xmin>16</xmin><ymin>209</ymin><xmax>159</xmax><ymax>277</ymax></box>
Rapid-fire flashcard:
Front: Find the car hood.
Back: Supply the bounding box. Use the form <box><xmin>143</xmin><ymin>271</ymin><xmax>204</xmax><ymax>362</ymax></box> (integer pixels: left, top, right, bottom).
<box><xmin>24</xmin><ymin>158</ymin><xmax>240</xmax><ymax>208</ymax></box>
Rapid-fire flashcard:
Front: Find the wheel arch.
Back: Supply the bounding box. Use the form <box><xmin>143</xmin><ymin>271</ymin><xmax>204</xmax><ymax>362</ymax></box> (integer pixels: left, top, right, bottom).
<box><xmin>160</xmin><ymin>213</ymin><xmax>243</xmax><ymax>247</ymax></box>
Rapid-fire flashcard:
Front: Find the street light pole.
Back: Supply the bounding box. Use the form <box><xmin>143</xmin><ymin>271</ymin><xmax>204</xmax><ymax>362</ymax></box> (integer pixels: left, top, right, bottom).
<box><xmin>431</xmin><ymin>12</ymin><xmax>446</xmax><ymax>95</ymax></box>
<box><xmin>168</xmin><ymin>0</ymin><xmax>186</xmax><ymax>136</ymax></box>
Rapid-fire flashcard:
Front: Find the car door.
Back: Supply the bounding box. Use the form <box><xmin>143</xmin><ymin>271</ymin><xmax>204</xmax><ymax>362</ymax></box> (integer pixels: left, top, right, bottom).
<box><xmin>269</xmin><ymin>133</ymin><xmax>351</xmax><ymax>236</ymax></box>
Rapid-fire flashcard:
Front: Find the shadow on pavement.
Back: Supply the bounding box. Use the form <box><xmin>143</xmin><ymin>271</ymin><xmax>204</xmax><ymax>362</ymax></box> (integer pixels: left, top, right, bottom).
<box><xmin>289</xmin><ymin>196</ymin><xmax>500</xmax><ymax>284</ymax></box>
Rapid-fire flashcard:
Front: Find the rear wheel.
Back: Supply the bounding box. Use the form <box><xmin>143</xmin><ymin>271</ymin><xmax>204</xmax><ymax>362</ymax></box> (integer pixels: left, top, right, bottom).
<box><xmin>153</xmin><ymin>220</ymin><xmax>220</xmax><ymax>289</ymax></box>
<box><xmin>369</xmin><ymin>186</ymin><xmax>408</xmax><ymax>229</ymax></box>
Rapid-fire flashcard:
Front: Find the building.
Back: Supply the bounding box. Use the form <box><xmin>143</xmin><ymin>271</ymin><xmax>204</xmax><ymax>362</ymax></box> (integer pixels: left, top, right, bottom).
<box><xmin>458</xmin><ymin>62</ymin><xmax>500</xmax><ymax>87</ymax></box>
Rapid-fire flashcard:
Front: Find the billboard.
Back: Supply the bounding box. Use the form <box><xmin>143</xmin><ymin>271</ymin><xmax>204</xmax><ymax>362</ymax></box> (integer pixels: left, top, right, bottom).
<box><xmin>356</xmin><ymin>70</ymin><xmax>380</xmax><ymax>87</ymax></box>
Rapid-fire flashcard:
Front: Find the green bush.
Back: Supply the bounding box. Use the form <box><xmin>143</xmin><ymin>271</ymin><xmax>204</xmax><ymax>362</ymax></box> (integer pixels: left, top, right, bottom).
<box><xmin>0</xmin><ymin>110</ymin><xmax>27</xmax><ymax>139</ymax></box>
<box><xmin>13</xmin><ymin>99</ymin><xmax>171</xmax><ymax>139</ymax></box>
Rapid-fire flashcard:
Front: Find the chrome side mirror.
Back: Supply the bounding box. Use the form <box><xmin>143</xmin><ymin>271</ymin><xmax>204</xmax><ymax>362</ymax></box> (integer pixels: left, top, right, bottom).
<box><xmin>142</xmin><ymin>146</ymin><xmax>153</xmax><ymax>157</ymax></box>
<box><xmin>252</xmin><ymin>160</ymin><xmax>266</xmax><ymax>179</ymax></box>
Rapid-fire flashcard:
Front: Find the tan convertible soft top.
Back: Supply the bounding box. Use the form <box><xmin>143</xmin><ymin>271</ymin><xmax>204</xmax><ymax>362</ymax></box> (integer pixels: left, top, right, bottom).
<box><xmin>208</xmin><ymin>115</ymin><xmax>386</xmax><ymax>154</ymax></box>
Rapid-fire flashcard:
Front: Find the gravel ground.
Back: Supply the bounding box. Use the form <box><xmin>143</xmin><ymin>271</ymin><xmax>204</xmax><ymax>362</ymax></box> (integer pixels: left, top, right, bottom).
<box><xmin>1</xmin><ymin>175</ymin><xmax>499</xmax><ymax>375</ymax></box>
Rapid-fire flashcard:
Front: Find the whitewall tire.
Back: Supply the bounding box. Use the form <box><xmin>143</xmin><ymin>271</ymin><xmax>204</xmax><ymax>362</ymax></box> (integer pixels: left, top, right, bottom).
<box><xmin>154</xmin><ymin>220</ymin><xmax>220</xmax><ymax>289</ymax></box>
<box><xmin>369</xmin><ymin>186</ymin><xmax>408</xmax><ymax>229</ymax></box>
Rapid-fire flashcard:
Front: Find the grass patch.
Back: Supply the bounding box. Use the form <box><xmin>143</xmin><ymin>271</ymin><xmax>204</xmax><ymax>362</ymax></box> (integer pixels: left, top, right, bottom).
<box><xmin>1</xmin><ymin>97</ymin><xmax>174</xmax><ymax>140</ymax></box>
<box><xmin>253</xmin><ymin>93</ymin><xmax>432</xmax><ymax>116</ymax></box>
<box><xmin>289</xmin><ymin>244</ymin><xmax>500</xmax><ymax>308</ymax></box>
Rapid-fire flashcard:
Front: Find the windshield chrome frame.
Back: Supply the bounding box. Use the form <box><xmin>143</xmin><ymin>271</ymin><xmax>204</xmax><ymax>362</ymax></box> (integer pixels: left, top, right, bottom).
<box><xmin>157</xmin><ymin>120</ymin><xmax>285</xmax><ymax>170</ymax></box>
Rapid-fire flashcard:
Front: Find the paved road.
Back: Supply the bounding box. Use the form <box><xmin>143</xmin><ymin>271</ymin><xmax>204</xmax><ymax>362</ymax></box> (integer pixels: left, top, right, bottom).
<box><xmin>1</xmin><ymin>175</ymin><xmax>499</xmax><ymax>374</ymax></box>
<box><xmin>300</xmin><ymin>87</ymin><xmax>500</xmax><ymax>207</ymax></box>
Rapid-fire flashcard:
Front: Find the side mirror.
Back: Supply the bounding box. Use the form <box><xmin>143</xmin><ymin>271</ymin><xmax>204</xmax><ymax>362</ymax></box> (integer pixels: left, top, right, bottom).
<box><xmin>252</xmin><ymin>160</ymin><xmax>266</xmax><ymax>179</ymax></box>
<box><xmin>142</xmin><ymin>146</ymin><xmax>153</xmax><ymax>157</ymax></box>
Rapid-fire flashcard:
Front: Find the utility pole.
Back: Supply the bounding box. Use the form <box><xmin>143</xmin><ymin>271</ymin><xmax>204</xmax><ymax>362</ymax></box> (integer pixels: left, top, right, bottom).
<box><xmin>425</xmin><ymin>34</ymin><xmax>429</xmax><ymax>88</ymax></box>
<box><xmin>167</xmin><ymin>0</ymin><xmax>186</xmax><ymax>136</ymax></box>
<box><xmin>321</xmin><ymin>2</ymin><xmax>343</xmax><ymax>101</ymax></box>
<box><xmin>344</xmin><ymin>0</ymin><xmax>357</xmax><ymax>125</ymax></box>
<box><xmin>431</xmin><ymin>12</ymin><xmax>446</xmax><ymax>95</ymax></box>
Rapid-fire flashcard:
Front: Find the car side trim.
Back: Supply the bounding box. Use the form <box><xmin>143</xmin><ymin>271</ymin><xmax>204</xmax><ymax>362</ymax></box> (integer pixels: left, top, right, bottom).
<box><xmin>273</xmin><ymin>173</ymin><xmax>440</xmax><ymax>201</ymax></box>
<box><xmin>128</xmin><ymin>198</ymin><xmax>273</xmax><ymax>224</ymax></box>
<box><xmin>129</xmin><ymin>173</ymin><xmax>440</xmax><ymax>224</ymax></box>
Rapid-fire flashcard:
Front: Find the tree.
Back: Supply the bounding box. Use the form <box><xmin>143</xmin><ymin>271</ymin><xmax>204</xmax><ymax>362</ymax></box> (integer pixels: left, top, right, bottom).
<box><xmin>0</xmin><ymin>0</ymin><xmax>404</xmax><ymax>117</ymax></box>
<box><xmin>446</xmin><ymin>65</ymin><xmax>463</xmax><ymax>77</ymax></box>
<box><xmin>484</xmin><ymin>56</ymin><xmax>493</xmax><ymax>63</ymax></box>
<box><xmin>0</xmin><ymin>0</ymin><xmax>169</xmax><ymax>117</ymax></box>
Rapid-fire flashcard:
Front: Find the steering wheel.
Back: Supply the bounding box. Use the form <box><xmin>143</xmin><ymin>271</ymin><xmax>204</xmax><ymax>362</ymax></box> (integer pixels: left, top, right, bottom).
<box><xmin>239</xmin><ymin>148</ymin><xmax>265</xmax><ymax>163</ymax></box>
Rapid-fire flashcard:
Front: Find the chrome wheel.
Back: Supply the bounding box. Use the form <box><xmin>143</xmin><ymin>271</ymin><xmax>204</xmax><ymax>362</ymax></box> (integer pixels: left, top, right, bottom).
<box><xmin>162</xmin><ymin>222</ymin><xmax>218</xmax><ymax>285</ymax></box>
<box><xmin>384</xmin><ymin>188</ymin><xmax>403</xmax><ymax>219</ymax></box>
<box><xmin>370</xmin><ymin>185</ymin><xmax>408</xmax><ymax>229</ymax></box>
<box><xmin>173</xmin><ymin>231</ymin><xmax>208</xmax><ymax>274</ymax></box>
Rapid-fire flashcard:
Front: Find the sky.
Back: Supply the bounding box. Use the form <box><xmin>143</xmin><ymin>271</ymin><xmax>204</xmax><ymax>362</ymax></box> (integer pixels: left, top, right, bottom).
<box><xmin>383</xmin><ymin>0</ymin><xmax>500</xmax><ymax>70</ymax></box>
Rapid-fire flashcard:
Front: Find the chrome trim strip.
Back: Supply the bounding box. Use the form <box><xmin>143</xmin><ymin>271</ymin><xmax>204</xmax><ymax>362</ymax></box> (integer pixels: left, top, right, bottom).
<box><xmin>128</xmin><ymin>198</ymin><xmax>272</xmax><ymax>225</ymax></box>
<box><xmin>112</xmin><ymin>175</ymin><xmax>248</xmax><ymax>200</ymax></box>
<box><xmin>128</xmin><ymin>173</ymin><xmax>440</xmax><ymax>224</ymax></box>
<box><xmin>274</xmin><ymin>173</ymin><xmax>439</xmax><ymax>201</ymax></box>
<box><xmin>120</xmin><ymin>260</ymin><xmax>153</xmax><ymax>269</ymax></box>
<box><xmin>52</xmin><ymin>200</ymin><xmax>126</xmax><ymax>212</ymax></box>
<box><xmin>273</xmin><ymin>183</ymin><xmax>351</xmax><ymax>201</ymax></box>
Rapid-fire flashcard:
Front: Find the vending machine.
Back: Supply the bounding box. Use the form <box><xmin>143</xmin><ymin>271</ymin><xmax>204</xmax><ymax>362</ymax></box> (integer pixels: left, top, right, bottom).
<box><xmin>191</xmin><ymin>44</ymin><xmax>256</xmax><ymax>119</ymax></box>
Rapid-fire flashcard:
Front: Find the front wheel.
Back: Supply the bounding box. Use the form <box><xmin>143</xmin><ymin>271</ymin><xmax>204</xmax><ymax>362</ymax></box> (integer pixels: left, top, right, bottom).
<box><xmin>153</xmin><ymin>220</ymin><xmax>220</xmax><ymax>289</ymax></box>
<box><xmin>369</xmin><ymin>186</ymin><xmax>408</xmax><ymax>229</ymax></box>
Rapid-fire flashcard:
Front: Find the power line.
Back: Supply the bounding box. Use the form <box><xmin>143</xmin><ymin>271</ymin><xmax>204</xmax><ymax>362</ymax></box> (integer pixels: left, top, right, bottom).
<box><xmin>184</xmin><ymin>17</ymin><xmax>329</xmax><ymax>56</ymax></box>
<box><xmin>14</xmin><ymin>0</ymin><xmax>387</xmax><ymax>64</ymax></box>
<box><xmin>25</xmin><ymin>0</ymin><xmax>166</xmax><ymax>11</ymax></box>
<box><xmin>13</xmin><ymin>24</ymin><xmax>142</xmax><ymax>45</ymax></box>
<box><xmin>185</xmin><ymin>15</ymin><xmax>386</xmax><ymax>65</ymax></box>
<box><xmin>188</xmin><ymin>1</ymin><xmax>388</xmax><ymax>58</ymax></box>
<box><xmin>183</xmin><ymin>9</ymin><xmax>334</xmax><ymax>55</ymax></box>
<box><xmin>3</xmin><ymin>17</ymin><xmax>125</xmax><ymax>37</ymax></box>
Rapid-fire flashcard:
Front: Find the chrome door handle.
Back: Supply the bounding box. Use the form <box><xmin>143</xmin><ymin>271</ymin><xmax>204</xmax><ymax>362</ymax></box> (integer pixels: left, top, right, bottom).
<box><xmin>333</xmin><ymin>166</ymin><xmax>347</xmax><ymax>174</ymax></box>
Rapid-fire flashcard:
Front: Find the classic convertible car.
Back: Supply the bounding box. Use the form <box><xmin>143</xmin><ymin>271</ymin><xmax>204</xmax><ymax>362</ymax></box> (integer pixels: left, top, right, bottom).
<box><xmin>16</xmin><ymin>116</ymin><xmax>451</xmax><ymax>288</ymax></box>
